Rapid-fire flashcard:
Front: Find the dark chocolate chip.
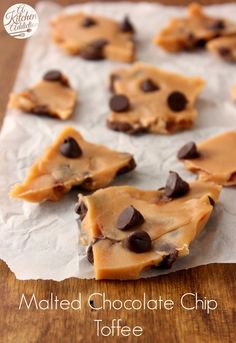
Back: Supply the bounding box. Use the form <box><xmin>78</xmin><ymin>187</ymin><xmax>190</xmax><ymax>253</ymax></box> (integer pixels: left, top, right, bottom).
<box><xmin>120</xmin><ymin>16</ymin><xmax>135</xmax><ymax>33</ymax></box>
<box><xmin>208</xmin><ymin>196</ymin><xmax>215</xmax><ymax>207</ymax></box>
<box><xmin>165</xmin><ymin>171</ymin><xmax>190</xmax><ymax>198</ymax></box>
<box><xmin>107</xmin><ymin>120</ymin><xmax>146</xmax><ymax>134</ymax></box>
<box><xmin>117</xmin><ymin>157</ymin><xmax>136</xmax><ymax>175</ymax></box>
<box><xmin>140</xmin><ymin>79</ymin><xmax>160</xmax><ymax>92</ymax></box>
<box><xmin>160</xmin><ymin>250</ymin><xmax>178</xmax><ymax>269</ymax></box>
<box><xmin>195</xmin><ymin>38</ymin><xmax>207</xmax><ymax>48</ymax></box>
<box><xmin>208</xmin><ymin>20</ymin><xmax>225</xmax><ymax>31</ymax></box>
<box><xmin>167</xmin><ymin>91</ymin><xmax>188</xmax><ymax>112</ymax></box>
<box><xmin>126</xmin><ymin>230</ymin><xmax>152</xmax><ymax>253</ymax></box>
<box><xmin>109</xmin><ymin>74</ymin><xmax>120</xmax><ymax>93</ymax></box>
<box><xmin>218</xmin><ymin>47</ymin><xmax>231</xmax><ymax>57</ymax></box>
<box><xmin>117</xmin><ymin>205</ymin><xmax>144</xmax><ymax>230</ymax></box>
<box><xmin>80</xmin><ymin>40</ymin><xmax>109</xmax><ymax>61</ymax></box>
<box><xmin>87</xmin><ymin>245</ymin><xmax>94</xmax><ymax>264</ymax></box>
<box><xmin>60</xmin><ymin>136</ymin><xmax>82</xmax><ymax>158</ymax></box>
<box><xmin>75</xmin><ymin>200</ymin><xmax>88</xmax><ymax>220</ymax></box>
<box><xmin>177</xmin><ymin>141</ymin><xmax>200</xmax><ymax>159</ymax></box>
<box><xmin>109</xmin><ymin>94</ymin><xmax>130</xmax><ymax>112</ymax></box>
<box><xmin>82</xmin><ymin>17</ymin><xmax>96</xmax><ymax>27</ymax></box>
<box><xmin>43</xmin><ymin>70</ymin><xmax>63</xmax><ymax>82</ymax></box>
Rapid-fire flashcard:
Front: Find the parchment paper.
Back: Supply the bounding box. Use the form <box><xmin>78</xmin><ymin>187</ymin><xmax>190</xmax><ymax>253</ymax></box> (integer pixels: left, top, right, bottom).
<box><xmin>0</xmin><ymin>2</ymin><xmax>236</xmax><ymax>280</ymax></box>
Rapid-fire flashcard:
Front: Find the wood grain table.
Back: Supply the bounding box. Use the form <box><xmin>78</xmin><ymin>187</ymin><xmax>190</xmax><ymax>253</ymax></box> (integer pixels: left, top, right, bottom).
<box><xmin>0</xmin><ymin>1</ymin><xmax>235</xmax><ymax>342</ymax></box>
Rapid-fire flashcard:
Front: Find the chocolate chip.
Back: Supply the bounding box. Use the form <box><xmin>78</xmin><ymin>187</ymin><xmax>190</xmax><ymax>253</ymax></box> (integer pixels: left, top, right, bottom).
<box><xmin>165</xmin><ymin>171</ymin><xmax>190</xmax><ymax>198</ymax></box>
<box><xmin>218</xmin><ymin>47</ymin><xmax>231</xmax><ymax>57</ymax></box>
<box><xmin>208</xmin><ymin>20</ymin><xmax>225</xmax><ymax>31</ymax></box>
<box><xmin>140</xmin><ymin>79</ymin><xmax>159</xmax><ymax>92</ymax></box>
<box><xmin>87</xmin><ymin>245</ymin><xmax>94</xmax><ymax>264</ymax></box>
<box><xmin>60</xmin><ymin>136</ymin><xmax>82</xmax><ymax>158</ymax></box>
<box><xmin>160</xmin><ymin>250</ymin><xmax>178</xmax><ymax>269</ymax></box>
<box><xmin>43</xmin><ymin>70</ymin><xmax>63</xmax><ymax>82</ymax></box>
<box><xmin>80</xmin><ymin>40</ymin><xmax>109</xmax><ymax>61</ymax></box>
<box><xmin>82</xmin><ymin>17</ymin><xmax>96</xmax><ymax>27</ymax></box>
<box><xmin>117</xmin><ymin>206</ymin><xmax>144</xmax><ymax>230</ymax></box>
<box><xmin>177</xmin><ymin>141</ymin><xmax>200</xmax><ymax>159</ymax></box>
<box><xmin>126</xmin><ymin>231</ymin><xmax>152</xmax><ymax>253</ymax></box>
<box><xmin>195</xmin><ymin>38</ymin><xmax>207</xmax><ymax>48</ymax></box>
<box><xmin>208</xmin><ymin>196</ymin><xmax>215</xmax><ymax>207</ymax></box>
<box><xmin>120</xmin><ymin>16</ymin><xmax>135</xmax><ymax>33</ymax></box>
<box><xmin>167</xmin><ymin>91</ymin><xmax>188</xmax><ymax>112</ymax></box>
<box><xmin>75</xmin><ymin>200</ymin><xmax>87</xmax><ymax>220</ymax></box>
<box><xmin>109</xmin><ymin>94</ymin><xmax>130</xmax><ymax>112</ymax></box>
<box><xmin>117</xmin><ymin>157</ymin><xmax>136</xmax><ymax>175</ymax></box>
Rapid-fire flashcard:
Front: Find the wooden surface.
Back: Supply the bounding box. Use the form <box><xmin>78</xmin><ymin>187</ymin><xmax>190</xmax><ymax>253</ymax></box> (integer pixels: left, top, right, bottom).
<box><xmin>0</xmin><ymin>1</ymin><xmax>235</xmax><ymax>342</ymax></box>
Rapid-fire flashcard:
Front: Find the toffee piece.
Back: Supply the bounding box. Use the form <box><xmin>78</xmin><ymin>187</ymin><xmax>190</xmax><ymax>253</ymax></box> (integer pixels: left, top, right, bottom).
<box><xmin>107</xmin><ymin>62</ymin><xmax>204</xmax><ymax>134</ymax></box>
<box><xmin>154</xmin><ymin>3</ymin><xmax>236</xmax><ymax>52</ymax></box>
<box><xmin>50</xmin><ymin>12</ymin><xmax>135</xmax><ymax>62</ymax></box>
<box><xmin>10</xmin><ymin>127</ymin><xmax>136</xmax><ymax>202</ymax></box>
<box><xmin>180</xmin><ymin>131</ymin><xmax>236</xmax><ymax>186</ymax></box>
<box><xmin>78</xmin><ymin>180</ymin><xmax>221</xmax><ymax>279</ymax></box>
<box><xmin>207</xmin><ymin>35</ymin><xmax>236</xmax><ymax>63</ymax></box>
<box><xmin>8</xmin><ymin>71</ymin><xmax>76</xmax><ymax>120</ymax></box>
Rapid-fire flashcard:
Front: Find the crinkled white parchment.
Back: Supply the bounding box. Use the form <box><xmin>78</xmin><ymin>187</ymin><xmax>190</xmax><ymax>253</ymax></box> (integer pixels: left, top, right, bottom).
<box><xmin>0</xmin><ymin>2</ymin><xmax>236</xmax><ymax>280</ymax></box>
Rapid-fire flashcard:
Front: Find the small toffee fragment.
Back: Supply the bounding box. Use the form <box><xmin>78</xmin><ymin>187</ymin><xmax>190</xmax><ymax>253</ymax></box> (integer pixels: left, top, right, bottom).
<box><xmin>125</xmin><ymin>231</ymin><xmax>152</xmax><ymax>253</ymax></box>
<box><xmin>116</xmin><ymin>205</ymin><xmax>144</xmax><ymax>231</ymax></box>
<box><xmin>60</xmin><ymin>136</ymin><xmax>82</xmax><ymax>158</ymax></box>
<box><xmin>165</xmin><ymin>171</ymin><xmax>190</xmax><ymax>199</ymax></box>
<box><xmin>109</xmin><ymin>94</ymin><xmax>130</xmax><ymax>113</ymax></box>
<box><xmin>177</xmin><ymin>141</ymin><xmax>200</xmax><ymax>159</ymax></box>
<box><xmin>167</xmin><ymin>91</ymin><xmax>188</xmax><ymax>112</ymax></box>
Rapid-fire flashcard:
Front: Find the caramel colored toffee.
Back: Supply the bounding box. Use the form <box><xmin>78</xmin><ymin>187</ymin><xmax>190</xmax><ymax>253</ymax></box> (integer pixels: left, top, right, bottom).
<box><xmin>8</xmin><ymin>70</ymin><xmax>77</xmax><ymax>120</ymax></box>
<box><xmin>50</xmin><ymin>12</ymin><xmax>135</xmax><ymax>62</ymax></box>
<box><xmin>107</xmin><ymin>62</ymin><xmax>204</xmax><ymax>134</ymax></box>
<box><xmin>179</xmin><ymin>131</ymin><xmax>236</xmax><ymax>186</ymax></box>
<box><xmin>207</xmin><ymin>36</ymin><xmax>236</xmax><ymax>63</ymax></box>
<box><xmin>77</xmin><ymin>174</ymin><xmax>221</xmax><ymax>280</ymax></box>
<box><xmin>10</xmin><ymin>127</ymin><xmax>136</xmax><ymax>202</ymax></box>
<box><xmin>154</xmin><ymin>3</ymin><xmax>236</xmax><ymax>52</ymax></box>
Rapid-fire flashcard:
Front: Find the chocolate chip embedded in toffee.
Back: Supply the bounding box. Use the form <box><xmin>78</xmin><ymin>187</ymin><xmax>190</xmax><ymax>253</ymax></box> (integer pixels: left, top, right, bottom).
<box><xmin>117</xmin><ymin>205</ymin><xmax>144</xmax><ymax>231</ymax></box>
<box><xmin>167</xmin><ymin>91</ymin><xmax>188</xmax><ymax>112</ymax></box>
<box><xmin>208</xmin><ymin>196</ymin><xmax>215</xmax><ymax>207</ymax></box>
<box><xmin>109</xmin><ymin>94</ymin><xmax>130</xmax><ymax>112</ymax></box>
<box><xmin>177</xmin><ymin>141</ymin><xmax>200</xmax><ymax>159</ymax></box>
<box><xmin>87</xmin><ymin>244</ymin><xmax>94</xmax><ymax>264</ymax></box>
<box><xmin>207</xmin><ymin>20</ymin><xmax>225</xmax><ymax>31</ymax></box>
<box><xmin>140</xmin><ymin>79</ymin><xmax>160</xmax><ymax>92</ymax></box>
<box><xmin>126</xmin><ymin>230</ymin><xmax>152</xmax><ymax>253</ymax></box>
<box><xmin>75</xmin><ymin>199</ymin><xmax>88</xmax><ymax>220</ymax></box>
<box><xmin>43</xmin><ymin>70</ymin><xmax>63</xmax><ymax>82</ymax></box>
<box><xmin>60</xmin><ymin>136</ymin><xmax>82</xmax><ymax>158</ymax></box>
<box><xmin>165</xmin><ymin>171</ymin><xmax>190</xmax><ymax>198</ymax></box>
<box><xmin>82</xmin><ymin>17</ymin><xmax>96</xmax><ymax>27</ymax></box>
<box><xmin>80</xmin><ymin>40</ymin><xmax>109</xmax><ymax>61</ymax></box>
<box><xmin>120</xmin><ymin>16</ymin><xmax>135</xmax><ymax>33</ymax></box>
<box><xmin>160</xmin><ymin>250</ymin><xmax>178</xmax><ymax>269</ymax></box>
